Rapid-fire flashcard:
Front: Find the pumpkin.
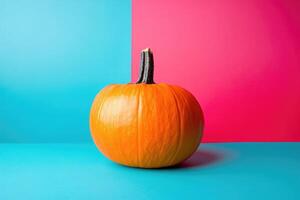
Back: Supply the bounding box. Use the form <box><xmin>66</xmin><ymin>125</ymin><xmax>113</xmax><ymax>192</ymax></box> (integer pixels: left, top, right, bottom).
<box><xmin>90</xmin><ymin>48</ymin><xmax>204</xmax><ymax>168</ymax></box>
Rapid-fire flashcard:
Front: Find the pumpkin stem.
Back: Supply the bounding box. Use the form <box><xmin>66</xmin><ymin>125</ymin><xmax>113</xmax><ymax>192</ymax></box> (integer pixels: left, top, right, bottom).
<box><xmin>136</xmin><ymin>48</ymin><xmax>155</xmax><ymax>84</ymax></box>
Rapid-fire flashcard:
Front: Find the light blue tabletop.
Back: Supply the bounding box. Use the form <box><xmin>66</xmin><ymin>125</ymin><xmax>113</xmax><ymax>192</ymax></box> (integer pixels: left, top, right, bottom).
<box><xmin>1</xmin><ymin>143</ymin><xmax>299</xmax><ymax>200</ymax></box>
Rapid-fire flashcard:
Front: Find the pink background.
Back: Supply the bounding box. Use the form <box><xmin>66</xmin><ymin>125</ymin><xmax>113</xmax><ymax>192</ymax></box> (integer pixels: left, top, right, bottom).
<box><xmin>132</xmin><ymin>0</ymin><xmax>300</xmax><ymax>142</ymax></box>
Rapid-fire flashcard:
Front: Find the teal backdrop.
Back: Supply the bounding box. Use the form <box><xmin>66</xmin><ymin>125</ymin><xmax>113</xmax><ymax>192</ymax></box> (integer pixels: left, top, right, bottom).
<box><xmin>0</xmin><ymin>0</ymin><xmax>131</xmax><ymax>142</ymax></box>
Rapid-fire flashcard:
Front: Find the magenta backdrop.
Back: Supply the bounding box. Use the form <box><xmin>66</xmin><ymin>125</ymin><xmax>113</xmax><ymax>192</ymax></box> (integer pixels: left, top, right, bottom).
<box><xmin>132</xmin><ymin>0</ymin><xmax>300</xmax><ymax>142</ymax></box>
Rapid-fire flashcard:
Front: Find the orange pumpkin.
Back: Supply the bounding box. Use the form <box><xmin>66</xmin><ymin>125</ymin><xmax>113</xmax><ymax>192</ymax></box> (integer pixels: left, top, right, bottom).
<box><xmin>90</xmin><ymin>48</ymin><xmax>204</xmax><ymax>168</ymax></box>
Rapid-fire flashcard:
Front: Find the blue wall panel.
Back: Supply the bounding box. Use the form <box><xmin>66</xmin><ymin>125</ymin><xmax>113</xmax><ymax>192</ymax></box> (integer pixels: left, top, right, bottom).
<box><xmin>0</xmin><ymin>0</ymin><xmax>131</xmax><ymax>142</ymax></box>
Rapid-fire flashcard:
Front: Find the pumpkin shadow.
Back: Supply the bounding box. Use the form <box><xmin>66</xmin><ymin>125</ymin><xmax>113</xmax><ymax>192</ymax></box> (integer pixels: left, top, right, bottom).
<box><xmin>165</xmin><ymin>149</ymin><xmax>225</xmax><ymax>170</ymax></box>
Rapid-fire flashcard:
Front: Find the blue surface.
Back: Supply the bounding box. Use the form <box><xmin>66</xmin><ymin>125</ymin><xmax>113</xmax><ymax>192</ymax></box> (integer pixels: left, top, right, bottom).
<box><xmin>1</xmin><ymin>142</ymin><xmax>299</xmax><ymax>200</ymax></box>
<box><xmin>0</xmin><ymin>0</ymin><xmax>131</xmax><ymax>142</ymax></box>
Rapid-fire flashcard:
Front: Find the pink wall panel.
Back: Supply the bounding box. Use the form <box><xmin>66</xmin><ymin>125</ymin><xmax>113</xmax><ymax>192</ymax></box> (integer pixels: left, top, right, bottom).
<box><xmin>132</xmin><ymin>0</ymin><xmax>300</xmax><ymax>142</ymax></box>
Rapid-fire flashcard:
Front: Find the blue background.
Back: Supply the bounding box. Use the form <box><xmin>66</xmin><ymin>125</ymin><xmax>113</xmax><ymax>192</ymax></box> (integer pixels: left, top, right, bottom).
<box><xmin>0</xmin><ymin>0</ymin><xmax>131</xmax><ymax>142</ymax></box>
<box><xmin>1</xmin><ymin>143</ymin><xmax>299</xmax><ymax>200</ymax></box>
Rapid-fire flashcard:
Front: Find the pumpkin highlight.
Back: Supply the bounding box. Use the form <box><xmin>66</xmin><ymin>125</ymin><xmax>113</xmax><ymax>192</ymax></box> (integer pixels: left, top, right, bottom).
<box><xmin>90</xmin><ymin>48</ymin><xmax>204</xmax><ymax>168</ymax></box>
